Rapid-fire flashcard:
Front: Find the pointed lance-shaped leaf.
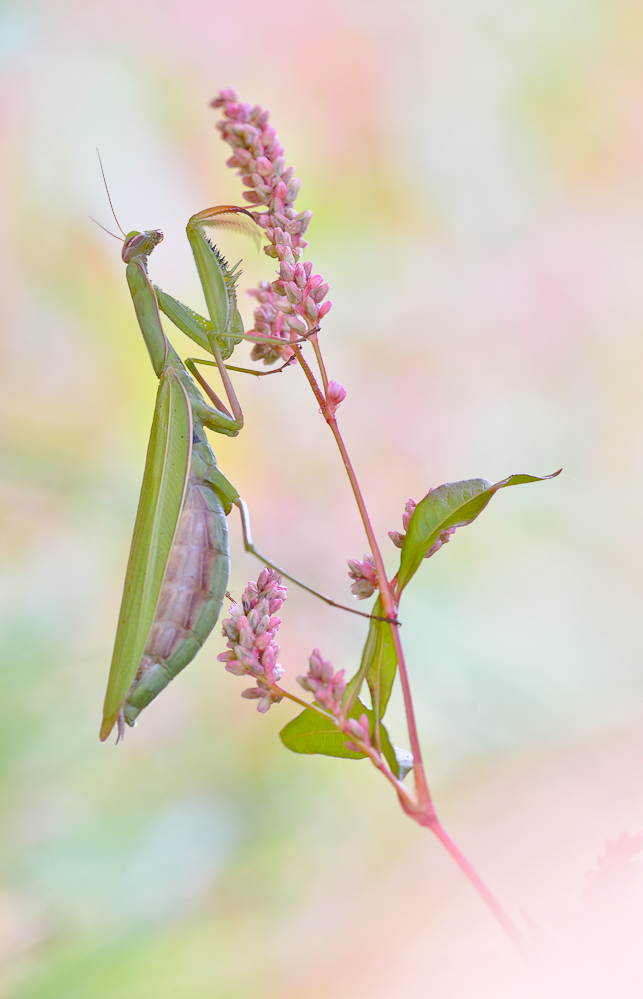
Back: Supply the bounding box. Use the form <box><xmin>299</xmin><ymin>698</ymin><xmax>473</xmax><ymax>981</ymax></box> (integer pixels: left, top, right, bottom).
<box><xmin>396</xmin><ymin>471</ymin><xmax>561</xmax><ymax>595</ymax></box>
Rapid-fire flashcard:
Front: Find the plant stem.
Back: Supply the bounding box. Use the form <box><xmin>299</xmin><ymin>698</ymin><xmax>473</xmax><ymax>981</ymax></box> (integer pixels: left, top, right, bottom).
<box><xmin>427</xmin><ymin>816</ymin><xmax>528</xmax><ymax>953</ymax></box>
<box><xmin>324</xmin><ymin>414</ymin><xmax>432</xmax><ymax>801</ymax></box>
<box><xmin>292</xmin><ymin>337</ymin><xmax>430</xmax><ymax>802</ymax></box>
<box><xmin>309</xmin><ymin>330</ymin><xmax>330</xmax><ymax>395</ymax></box>
<box><xmin>290</xmin><ymin>342</ymin><xmax>326</xmax><ymax>409</ymax></box>
<box><xmin>292</xmin><ymin>334</ymin><xmax>524</xmax><ymax>953</ymax></box>
<box><xmin>275</xmin><ymin>686</ymin><xmax>335</xmax><ymax>720</ymax></box>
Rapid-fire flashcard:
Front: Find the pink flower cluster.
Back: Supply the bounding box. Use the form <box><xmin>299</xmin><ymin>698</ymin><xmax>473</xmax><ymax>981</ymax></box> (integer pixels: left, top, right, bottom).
<box><xmin>297</xmin><ymin>648</ymin><xmax>347</xmax><ymax>716</ymax></box>
<box><xmin>347</xmin><ymin>553</ymin><xmax>379</xmax><ymax>600</ymax></box>
<box><xmin>389</xmin><ymin>496</ymin><xmax>457</xmax><ymax>559</ymax></box>
<box><xmin>343</xmin><ymin>714</ymin><xmax>374</xmax><ymax>754</ymax></box>
<box><xmin>211</xmin><ymin>89</ymin><xmax>332</xmax><ymax>365</ymax></box>
<box><xmin>217</xmin><ymin>568</ymin><xmax>287</xmax><ymax>712</ymax></box>
<box><xmin>297</xmin><ymin>649</ymin><xmax>373</xmax><ymax>754</ymax></box>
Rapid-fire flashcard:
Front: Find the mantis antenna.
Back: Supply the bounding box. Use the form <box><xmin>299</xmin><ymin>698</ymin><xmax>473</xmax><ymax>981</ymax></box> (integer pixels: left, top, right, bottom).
<box><xmin>96</xmin><ymin>148</ymin><xmax>126</xmax><ymax>237</ymax></box>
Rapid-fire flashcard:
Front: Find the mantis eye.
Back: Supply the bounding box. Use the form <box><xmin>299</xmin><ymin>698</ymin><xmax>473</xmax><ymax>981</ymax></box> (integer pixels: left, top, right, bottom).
<box><xmin>122</xmin><ymin>230</ymin><xmax>164</xmax><ymax>262</ymax></box>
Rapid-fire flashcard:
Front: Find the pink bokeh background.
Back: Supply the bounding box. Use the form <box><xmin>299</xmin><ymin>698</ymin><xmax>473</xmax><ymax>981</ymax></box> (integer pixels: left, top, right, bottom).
<box><xmin>2</xmin><ymin>0</ymin><xmax>643</xmax><ymax>995</ymax></box>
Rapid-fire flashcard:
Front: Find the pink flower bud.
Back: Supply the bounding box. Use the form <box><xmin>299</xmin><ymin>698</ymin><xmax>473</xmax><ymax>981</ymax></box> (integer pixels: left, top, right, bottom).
<box><xmin>255</xmin><ymin>156</ymin><xmax>273</xmax><ymax>177</ymax></box>
<box><xmin>284</xmin><ymin>314</ymin><xmax>307</xmax><ymax>334</ymax></box>
<box><xmin>309</xmin><ymin>283</ymin><xmax>328</xmax><ymax>304</ymax></box>
<box><xmin>327</xmin><ymin>380</ymin><xmax>346</xmax><ymax>416</ymax></box>
<box><xmin>241</xmin><ymin>687</ymin><xmax>263</xmax><ymax>699</ymax></box>
<box><xmin>388</xmin><ymin>531</ymin><xmax>405</xmax><ymax>549</ymax></box>
<box><xmin>318</xmin><ymin>301</ymin><xmax>332</xmax><ymax>319</ymax></box>
<box><xmin>350</xmin><ymin>578</ymin><xmax>377</xmax><ymax>600</ymax></box>
<box><xmin>286</xmin><ymin>179</ymin><xmax>301</xmax><ymax>201</ymax></box>
<box><xmin>402</xmin><ymin>499</ymin><xmax>417</xmax><ymax>532</ymax></box>
<box><xmin>225</xmin><ymin>661</ymin><xmax>246</xmax><ymax>676</ymax></box>
<box><xmin>305</xmin><ymin>297</ymin><xmax>319</xmax><ymax>322</ymax></box>
<box><xmin>210</xmin><ymin>90</ymin><xmax>230</xmax><ymax>106</ymax></box>
<box><xmin>238</xmin><ymin>619</ymin><xmax>254</xmax><ymax>648</ymax></box>
<box><xmin>254</xmin><ymin>632</ymin><xmax>270</xmax><ymax>652</ymax></box>
<box><xmin>425</xmin><ymin>525</ymin><xmax>457</xmax><ymax>559</ymax></box>
<box><xmin>347</xmin><ymin>553</ymin><xmax>378</xmax><ymax>598</ymax></box>
<box><xmin>347</xmin><ymin>717</ymin><xmax>368</xmax><ymax>740</ymax></box>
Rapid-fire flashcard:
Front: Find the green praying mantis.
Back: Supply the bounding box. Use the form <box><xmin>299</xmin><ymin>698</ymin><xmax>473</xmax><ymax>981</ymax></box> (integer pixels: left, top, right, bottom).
<box><xmin>99</xmin><ymin>199</ymin><xmax>379</xmax><ymax>743</ymax></box>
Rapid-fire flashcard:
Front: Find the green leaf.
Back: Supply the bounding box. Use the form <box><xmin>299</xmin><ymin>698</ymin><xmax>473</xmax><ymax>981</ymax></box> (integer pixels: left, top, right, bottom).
<box><xmin>365</xmin><ymin>617</ymin><xmax>397</xmax><ymax>723</ymax></box>
<box><xmin>341</xmin><ymin>596</ymin><xmax>398</xmax><ymax>728</ymax></box>
<box><xmin>280</xmin><ymin>699</ymin><xmax>401</xmax><ymax>776</ymax></box>
<box><xmin>396</xmin><ymin>471</ymin><xmax>561</xmax><ymax>593</ymax></box>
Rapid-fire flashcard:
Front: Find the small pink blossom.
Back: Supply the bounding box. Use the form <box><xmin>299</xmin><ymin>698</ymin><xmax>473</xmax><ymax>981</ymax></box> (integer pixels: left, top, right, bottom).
<box><xmin>347</xmin><ymin>553</ymin><xmax>379</xmax><ymax>600</ymax></box>
<box><xmin>327</xmin><ymin>380</ymin><xmax>346</xmax><ymax>416</ymax></box>
<box><xmin>388</xmin><ymin>498</ymin><xmax>419</xmax><ymax>549</ymax></box>
<box><xmin>388</xmin><ymin>492</ymin><xmax>456</xmax><ymax>558</ymax></box>
<box><xmin>218</xmin><ymin>568</ymin><xmax>287</xmax><ymax>712</ymax></box>
<box><xmin>425</xmin><ymin>526</ymin><xmax>457</xmax><ymax>558</ymax></box>
<box><xmin>343</xmin><ymin>713</ymin><xmax>373</xmax><ymax>753</ymax></box>
<box><xmin>297</xmin><ymin>648</ymin><xmax>346</xmax><ymax>717</ymax></box>
<box><xmin>211</xmin><ymin>89</ymin><xmax>332</xmax><ymax>364</ymax></box>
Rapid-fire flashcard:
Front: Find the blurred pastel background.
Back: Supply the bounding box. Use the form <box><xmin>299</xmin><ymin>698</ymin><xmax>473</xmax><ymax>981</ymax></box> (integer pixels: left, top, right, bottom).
<box><xmin>2</xmin><ymin>0</ymin><xmax>643</xmax><ymax>995</ymax></box>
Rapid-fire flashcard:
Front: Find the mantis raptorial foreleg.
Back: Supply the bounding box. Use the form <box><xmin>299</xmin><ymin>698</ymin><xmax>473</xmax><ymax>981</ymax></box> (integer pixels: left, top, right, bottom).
<box><xmin>161</xmin><ymin>211</ymin><xmax>397</xmax><ymax>625</ymax></box>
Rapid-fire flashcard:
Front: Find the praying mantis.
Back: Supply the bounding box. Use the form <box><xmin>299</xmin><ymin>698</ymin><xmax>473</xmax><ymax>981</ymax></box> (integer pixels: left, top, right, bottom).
<box><xmin>99</xmin><ymin>202</ymin><xmax>375</xmax><ymax>743</ymax></box>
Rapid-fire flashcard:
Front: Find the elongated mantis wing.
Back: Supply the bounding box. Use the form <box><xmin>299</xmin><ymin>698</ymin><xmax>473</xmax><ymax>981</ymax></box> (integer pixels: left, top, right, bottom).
<box><xmin>100</xmin><ymin>371</ymin><xmax>192</xmax><ymax>740</ymax></box>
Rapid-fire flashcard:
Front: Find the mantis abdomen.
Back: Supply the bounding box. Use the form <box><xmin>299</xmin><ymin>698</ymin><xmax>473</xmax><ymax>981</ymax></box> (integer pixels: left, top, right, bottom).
<box><xmin>123</xmin><ymin>464</ymin><xmax>230</xmax><ymax>727</ymax></box>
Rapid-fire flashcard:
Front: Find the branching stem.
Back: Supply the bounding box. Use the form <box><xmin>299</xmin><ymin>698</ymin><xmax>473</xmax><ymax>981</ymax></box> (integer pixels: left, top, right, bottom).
<box><xmin>289</xmin><ymin>328</ymin><xmax>526</xmax><ymax>953</ymax></box>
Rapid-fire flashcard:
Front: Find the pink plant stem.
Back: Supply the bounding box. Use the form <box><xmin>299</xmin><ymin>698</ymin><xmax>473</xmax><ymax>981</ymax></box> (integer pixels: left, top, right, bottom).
<box><xmin>290</xmin><ymin>342</ymin><xmax>326</xmax><ymax>409</ymax></box>
<box><xmin>308</xmin><ymin>331</ymin><xmax>330</xmax><ymax>395</ymax></box>
<box><xmin>325</xmin><ymin>415</ymin><xmax>431</xmax><ymax>793</ymax></box>
<box><xmin>212</xmin><ymin>88</ymin><xmax>523</xmax><ymax>952</ymax></box>
<box><xmin>428</xmin><ymin>817</ymin><xmax>528</xmax><ymax>953</ymax></box>
<box><xmin>291</xmin><ymin>344</ymin><xmax>427</xmax><ymax>780</ymax></box>
<box><xmin>294</xmin><ymin>338</ymin><xmax>526</xmax><ymax>952</ymax></box>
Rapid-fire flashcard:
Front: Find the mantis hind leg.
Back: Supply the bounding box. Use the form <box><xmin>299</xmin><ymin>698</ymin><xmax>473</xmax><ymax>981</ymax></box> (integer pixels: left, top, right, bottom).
<box><xmin>204</xmin><ymin>463</ymin><xmax>397</xmax><ymax>625</ymax></box>
<box><xmin>235</xmin><ymin>498</ymin><xmax>397</xmax><ymax>625</ymax></box>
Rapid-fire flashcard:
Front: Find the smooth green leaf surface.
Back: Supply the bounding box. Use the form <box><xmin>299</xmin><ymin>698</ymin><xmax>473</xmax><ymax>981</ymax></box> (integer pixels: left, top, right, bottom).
<box><xmin>396</xmin><ymin>471</ymin><xmax>561</xmax><ymax>593</ymax></box>
<box><xmin>343</xmin><ymin>597</ymin><xmax>398</xmax><ymax>726</ymax></box>
<box><xmin>280</xmin><ymin>699</ymin><xmax>400</xmax><ymax>775</ymax></box>
<box><xmin>365</xmin><ymin>617</ymin><xmax>397</xmax><ymax>722</ymax></box>
<box><xmin>344</xmin><ymin>597</ymin><xmax>397</xmax><ymax>721</ymax></box>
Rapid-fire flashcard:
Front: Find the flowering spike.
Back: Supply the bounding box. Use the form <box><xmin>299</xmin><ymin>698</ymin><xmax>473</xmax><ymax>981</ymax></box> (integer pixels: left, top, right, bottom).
<box><xmin>212</xmin><ymin>90</ymin><xmax>333</xmax><ymax>365</ymax></box>
<box><xmin>347</xmin><ymin>553</ymin><xmax>379</xmax><ymax>599</ymax></box>
<box><xmin>218</xmin><ymin>569</ymin><xmax>287</xmax><ymax>711</ymax></box>
<box><xmin>297</xmin><ymin>648</ymin><xmax>346</xmax><ymax>717</ymax></box>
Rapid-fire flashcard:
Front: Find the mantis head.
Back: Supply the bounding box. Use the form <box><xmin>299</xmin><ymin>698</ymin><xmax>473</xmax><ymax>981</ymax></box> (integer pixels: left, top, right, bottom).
<box><xmin>122</xmin><ymin>229</ymin><xmax>164</xmax><ymax>263</ymax></box>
